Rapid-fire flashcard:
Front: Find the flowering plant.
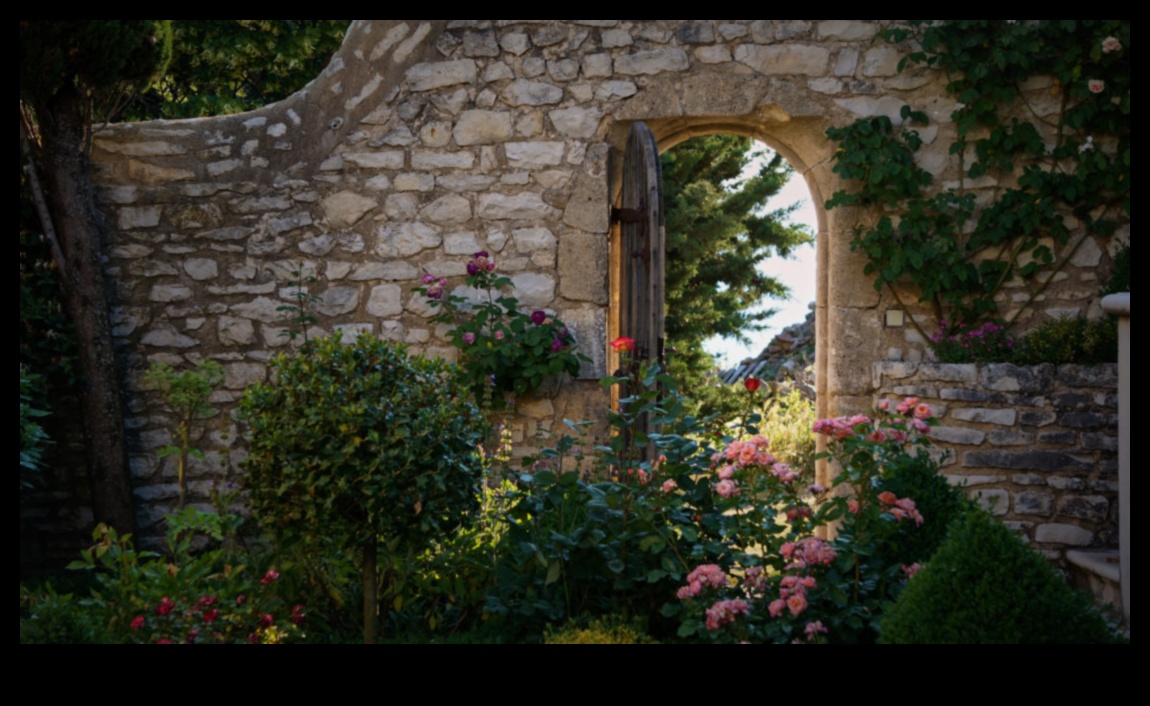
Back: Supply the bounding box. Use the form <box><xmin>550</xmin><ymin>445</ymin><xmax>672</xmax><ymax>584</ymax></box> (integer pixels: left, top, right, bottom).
<box><xmin>418</xmin><ymin>252</ymin><xmax>588</xmax><ymax>408</ymax></box>
<box><xmin>666</xmin><ymin>396</ymin><xmax>942</xmax><ymax>643</ymax></box>
<box><xmin>929</xmin><ymin>320</ymin><xmax>1015</xmax><ymax>363</ymax></box>
<box><xmin>63</xmin><ymin>521</ymin><xmax>305</xmax><ymax>644</ymax></box>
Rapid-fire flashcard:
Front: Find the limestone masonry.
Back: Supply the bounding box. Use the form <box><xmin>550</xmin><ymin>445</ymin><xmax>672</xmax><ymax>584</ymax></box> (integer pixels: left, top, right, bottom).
<box><xmin>79</xmin><ymin>21</ymin><xmax>1124</xmax><ymax>553</ymax></box>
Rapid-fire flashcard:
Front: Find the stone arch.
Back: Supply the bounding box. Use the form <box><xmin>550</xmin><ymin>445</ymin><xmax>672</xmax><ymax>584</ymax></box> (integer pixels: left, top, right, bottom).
<box><xmin>605</xmin><ymin>113</ymin><xmax>839</xmax><ymax>433</ymax></box>
<box><xmin>86</xmin><ymin>20</ymin><xmax>1117</xmax><ymax>527</ymax></box>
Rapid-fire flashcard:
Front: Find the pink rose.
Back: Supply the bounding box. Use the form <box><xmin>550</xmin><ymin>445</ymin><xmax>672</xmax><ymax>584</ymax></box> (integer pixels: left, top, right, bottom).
<box><xmin>662</xmin><ymin>480</ymin><xmax>677</xmax><ymax>493</ymax></box>
<box><xmin>1102</xmin><ymin>36</ymin><xmax>1122</xmax><ymax>53</ymax></box>
<box><xmin>1089</xmin><ymin>79</ymin><xmax>1106</xmax><ymax>94</ymax></box>
<box><xmin>786</xmin><ymin>593</ymin><xmax>808</xmax><ymax>616</ymax></box>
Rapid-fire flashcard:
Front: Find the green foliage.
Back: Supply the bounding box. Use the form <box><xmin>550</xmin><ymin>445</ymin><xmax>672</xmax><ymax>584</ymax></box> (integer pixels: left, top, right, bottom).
<box><xmin>20</xmin><ymin>367</ymin><xmax>51</xmax><ymax>483</ymax></box>
<box><xmin>758</xmin><ymin>387</ymin><xmax>818</xmax><ymax>482</ymax></box>
<box><xmin>545</xmin><ymin>616</ymin><xmax>658</xmax><ymax>644</ymax></box>
<box><xmin>19</xmin><ymin>20</ymin><xmax>173</xmax><ymax>116</ymax></box>
<box><xmin>144</xmin><ymin>360</ymin><xmax>224</xmax><ymax>509</ymax></box>
<box><xmin>661</xmin><ymin>135</ymin><xmax>812</xmax><ymax>386</ymax></box>
<box><xmin>377</xmin><ymin>482</ymin><xmax>512</xmax><ymax>639</ymax></box>
<box><xmin>826</xmin><ymin>21</ymin><xmax>1130</xmax><ymax>330</ymax></box>
<box><xmin>418</xmin><ymin>254</ymin><xmax>587</xmax><ymax>408</ymax></box>
<box><xmin>47</xmin><ymin>520</ymin><xmax>304</xmax><ymax>644</ymax></box>
<box><xmin>240</xmin><ymin>333</ymin><xmax>487</xmax><ymax>554</ymax></box>
<box><xmin>1014</xmin><ymin>316</ymin><xmax>1118</xmax><ymax>365</ymax></box>
<box><xmin>125</xmin><ymin>21</ymin><xmax>349</xmax><ymax>121</ymax></box>
<box><xmin>1105</xmin><ymin>241</ymin><xmax>1130</xmax><ymax>294</ymax></box>
<box><xmin>879</xmin><ymin>506</ymin><xmax>1122</xmax><ymax>643</ymax></box>
<box><xmin>20</xmin><ymin>583</ymin><xmax>102</xmax><ymax>644</ymax></box>
<box><xmin>275</xmin><ymin>263</ymin><xmax>321</xmax><ymax>349</ymax></box>
<box><xmin>874</xmin><ymin>449</ymin><xmax>969</xmax><ymax>568</ymax></box>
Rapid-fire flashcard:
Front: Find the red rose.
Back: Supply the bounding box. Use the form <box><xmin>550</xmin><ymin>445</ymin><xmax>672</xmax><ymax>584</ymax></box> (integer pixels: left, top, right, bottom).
<box><xmin>744</xmin><ymin>377</ymin><xmax>761</xmax><ymax>392</ymax></box>
<box><xmin>610</xmin><ymin>337</ymin><xmax>636</xmax><ymax>353</ymax></box>
<box><xmin>155</xmin><ymin>597</ymin><xmax>176</xmax><ymax>616</ymax></box>
<box><xmin>130</xmin><ymin>616</ymin><xmax>146</xmax><ymax>631</ymax></box>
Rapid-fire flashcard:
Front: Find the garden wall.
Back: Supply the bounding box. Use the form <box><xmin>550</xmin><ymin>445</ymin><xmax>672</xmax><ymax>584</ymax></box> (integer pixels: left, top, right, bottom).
<box><xmin>874</xmin><ymin>360</ymin><xmax>1119</xmax><ymax>563</ymax></box>
<box><xmin>25</xmin><ymin>20</ymin><xmax>1126</xmax><ymax>558</ymax></box>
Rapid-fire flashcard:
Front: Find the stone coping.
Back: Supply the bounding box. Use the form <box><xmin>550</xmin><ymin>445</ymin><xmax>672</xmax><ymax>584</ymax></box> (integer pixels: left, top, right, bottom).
<box><xmin>1066</xmin><ymin>549</ymin><xmax>1121</xmax><ymax>584</ymax></box>
<box><xmin>1102</xmin><ymin>292</ymin><xmax>1130</xmax><ymax>317</ymax></box>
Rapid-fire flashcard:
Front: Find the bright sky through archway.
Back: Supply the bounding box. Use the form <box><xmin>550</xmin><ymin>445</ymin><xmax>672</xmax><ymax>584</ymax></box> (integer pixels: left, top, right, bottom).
<box><xmin>702</xmin><ymin>143</ymin><xmax>818</xmax><ymax>369</ymax></box>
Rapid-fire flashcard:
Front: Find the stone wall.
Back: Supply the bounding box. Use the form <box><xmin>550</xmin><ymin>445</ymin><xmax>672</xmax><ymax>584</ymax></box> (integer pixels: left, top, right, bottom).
<box><xmin>75</xmin><ymin>20</ymin><xmax>1127</xmax><ymax>538</ymax></box>
<box><xmin>874</xmin><ymin>361</ymin><xmax>1119</xmax><ymax>563</ymax></box>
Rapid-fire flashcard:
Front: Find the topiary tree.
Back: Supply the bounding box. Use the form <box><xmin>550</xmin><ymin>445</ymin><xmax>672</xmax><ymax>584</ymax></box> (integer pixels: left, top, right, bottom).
<box><xmin>239</xmin><ymin>333</ymin><xmax>487</xmax><ymax>643</ymax></box>
<box><xmin>878</xmin><ymin>506</ymin><xmax>1121</xmax><ymax>644</ymax></box>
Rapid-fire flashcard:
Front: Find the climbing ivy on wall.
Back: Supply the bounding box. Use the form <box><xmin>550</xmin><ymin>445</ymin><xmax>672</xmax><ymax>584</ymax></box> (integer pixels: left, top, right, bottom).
<box><xmin>825</xmin><ymin>20</ymin><xmax>1129</xmax><ymax>333</ymax></box>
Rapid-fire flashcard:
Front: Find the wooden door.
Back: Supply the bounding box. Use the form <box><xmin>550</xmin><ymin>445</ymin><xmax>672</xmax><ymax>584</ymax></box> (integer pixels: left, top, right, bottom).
<box><xmin>617</xmin><ymin>121</ymin><xmax>665</xmax><ymax>371</ymax></box>
<box><xmin>614</xmin><ymin>121</ymin><xmax>665</xmax><ymax>455</ymax></box>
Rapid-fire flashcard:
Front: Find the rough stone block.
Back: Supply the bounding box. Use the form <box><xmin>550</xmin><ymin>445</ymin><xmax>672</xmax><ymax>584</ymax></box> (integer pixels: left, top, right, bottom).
<box><xmin>1015</xmin><ymin>491</ymin><xmax>1055</xmax><ymax>517</ymax></box>
<box><xmin>600</xmin><ymin>28</ymin><xmax>633</xmax><ymax>48</ymax></box>
<box><xmin>817</xmin><ymin>20</ymin><xmax>876</xmax><ymax>40</ymax></box>
<box><xmin>1057</xmin><ymin>364</ymin><xmax>1118</xmax><ymax>388</ymax></box>
<box><xmin>982</xmin><ymin>363</ymin><xmax>1054</xmax><ymax>394</ymax></box>
<box><xmin>549</xmin><ymin>107</ymin><xmax>602</xmax><ymax>138</ymax></box>
<box><xmin>963</xmin><ymin>451</ymin><xmax>1091</xmax><ymax>472</ymax></box>
<box><xmin>444</xmin><ymin>232</ymin><xmax>483</xmax><ymax>256</ymax></box>
<box><xmin>734</xmin><ymin>44</ymin><xmax>831</xmax><ymax>76</ymax></box>
<box><xmin>951</xmin><ymin>408</ymin><xmax>1017</xmax><ymax>426</ymax></box>
<box><xmin>224</xmin><ymin>362</ymin><xmax>266</xmax><ymax>390</ymax></box>
<box><xmin>1020</xmin><ymin>410</ymin><xmax>1058</xmax><ymax>427</ymax></box>
<box><xmin>971</xmin><ymin>489</ymin><xmax>1010</xmax><ymax>516</ymax></box>
<box><xmin>559</xmin><ymin>307</ymin><xmax>607</xmax><ymax>379</ymax></box>
<box><xmin>929</xmin><ymin>426</ymin><xmax>986</xmax><ymax>445</ymax></box>
<box><xmin>1082</xmin><ymin>433</ymin><xmax>1117</xmax><ymax>451</ymax></box>
<box><xmin>421</xmin><ymin>194</ymin><xmax>473</xmax><ymax>225</ymax></box>
<box><xmin>463</xmin><ymin>31</ymin><xmax>499</xmax><ymax>57</ymax></box>
<box><xmin>218</xmin><ymin>317</ymin><xmax>255</xmax><ymax>347</ymax></box>
<box><xmin>917</xmin><ymin>363</ymin><xmax>977</xmax><ymax>383</ymax></box>
<box><xmin>453</xmin><ymin>110</ymin><xmax>514</xmax><ymax>145</ymax></box>
<box><xmin>547</xmin><ymin>59</ymin><xmax>580</xmax><ymax>82</ymax></box>
<box><xmin>183</xmin><ymin>259</ymin><xmax>219</xmax><ymax>281</ymax></box>
<box><xmin>478</xmin><ymin>193</ymin><xmax>560</xmax><ymax>220</ymax></box>
<box><xmin>322</xmin><ymin>191</ymin><xmax>377</xmax><ymax>229</ymax></box>
<box><xmin>1057</xmin><ymin>496</ymin><xmax>1110</xmax><ymax>524</ymax></box>
<box><xmin>1035</xmin><ymin>524</ymin><xmax>1094</xmax><ymax>547</ymax></box>
<box><xmin>615</xmin><ymin>49</ymin><xmax>690</xmax><ymax>75</ymax></box>
<box><xmin>675</xmin><ymin>21</ymin><xmax>715</xmax><ymax>44</ymax></box>
<box><xmin>1059</xmin><ymin>412</ymin><xmax>1108</xmax><ymax>430</ymax></box>
<box><xmin>393</xmin><ymin>173</ymin><xmax>435</xmax><ymax>192</ymax></box>
<box><xmin>988</xmin><ymin>430</ymin><xmax>1036</xmax><ymax>446</ymax></box>
<box><xmin>513</xmin><ymin>228</ymin><xmax>557</xmax><ymax>255</ymax></box>
<box><xmin>509</xmin><ymin>272</ymin><xmax>555</xmax><ymax>308</ymax></box>
<box><xmin>315</xmin><ymin>287</ymin><xmax>360</xmax><ymax>317</ymax></box>
<box><xmin>558</xmin><ymin>232</ymin><xmax>608</xmax><ymax>305</ymax></box>
<box><xmin>505</xmin><ymin>142</ymin><xmax>565</xmax><ymax>169</ymax></box>
<box><xmin>367</xmin><ymin>285</ymin><xmax>403</xmax><ymax>318</ymax></box>
<box><xmin>411</xmin><ymin>150</ymin><xmax>476</xmax><ymax>170</ymax></box>
<box><xmin>501</xmin><ymin>80</ymin><xmax>564</xmax><ymax>106</ymax></box>
<box><xmin>406</xmin><ymin>59</ymin><xmax>478</xmax><ymax>92</ymax></box>
<box><xmin>940</xmin><ymin>388</ymin><xmax>992</xmax><ymax>402</ymax></box>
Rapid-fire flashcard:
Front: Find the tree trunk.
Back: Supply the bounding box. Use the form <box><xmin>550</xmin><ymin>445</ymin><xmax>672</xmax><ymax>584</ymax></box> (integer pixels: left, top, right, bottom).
<box><xmin>34</xmin><ymin>87</ymin><xmax>135</xmax><ymax>534</ymax></box>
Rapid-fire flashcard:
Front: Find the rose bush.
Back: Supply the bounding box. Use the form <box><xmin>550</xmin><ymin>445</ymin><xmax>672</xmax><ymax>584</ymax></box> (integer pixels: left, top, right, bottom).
<box><xmin>417</xmin><ymin>252</ymin><xmax>587</xmax><ymax>409</ymax></box>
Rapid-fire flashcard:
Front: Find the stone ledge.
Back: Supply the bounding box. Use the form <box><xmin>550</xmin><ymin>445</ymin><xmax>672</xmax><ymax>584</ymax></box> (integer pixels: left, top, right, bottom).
<box><xmin>1066</xmin><ymin>548</ymin><xmax>1121</xmax><ymax>584</ymax></box>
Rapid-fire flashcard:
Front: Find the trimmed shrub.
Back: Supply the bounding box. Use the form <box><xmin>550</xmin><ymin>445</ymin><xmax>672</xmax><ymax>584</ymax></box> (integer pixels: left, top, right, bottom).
<box><xmin>879</xmin><ymin>507</ymin><xmax>1121</xmax><ymax>644</ymax></box>
<box><xmin>1015</xmin><ymin>316</ymin><xmax>1117</xmax><ymax>365</ymax></box>
<box><xmin>240</xmin><ymin>333</ymin><xmax>487</xmax><ymax>642</ymax></box>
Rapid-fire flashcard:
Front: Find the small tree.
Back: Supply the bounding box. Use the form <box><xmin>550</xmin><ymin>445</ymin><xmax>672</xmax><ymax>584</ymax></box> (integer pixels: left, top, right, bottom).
<box><xmin>239</xmin><ymin>334</ymin><xmax>487</xmax><ymax>643</ymax></box>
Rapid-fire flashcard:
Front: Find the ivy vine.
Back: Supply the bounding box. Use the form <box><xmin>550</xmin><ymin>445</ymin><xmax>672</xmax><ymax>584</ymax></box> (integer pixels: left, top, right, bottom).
<box><xmin>825</xmin><ymin>20</ymin><xmax>1129</xmax><ymax>333</ymax></box>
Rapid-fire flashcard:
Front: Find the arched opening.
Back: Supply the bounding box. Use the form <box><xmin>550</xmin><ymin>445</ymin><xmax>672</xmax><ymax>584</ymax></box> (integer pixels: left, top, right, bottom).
<box><xmin>611</xmin><ymin>117</ymin><xmax>837</xmax><ymax>492</ymax></box>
